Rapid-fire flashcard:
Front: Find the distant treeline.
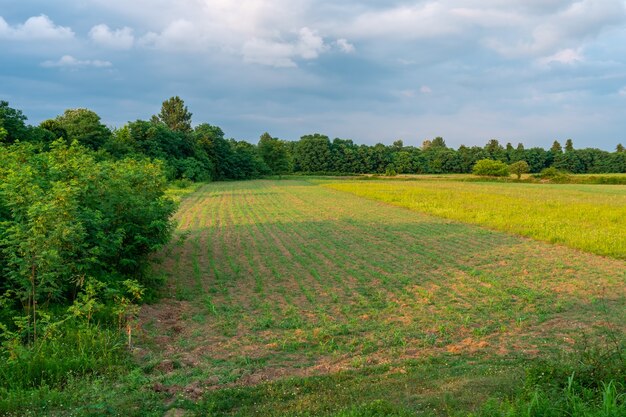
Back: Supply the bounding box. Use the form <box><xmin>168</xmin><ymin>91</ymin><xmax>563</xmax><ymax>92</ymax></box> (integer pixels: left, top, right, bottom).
<box><xmin>2</xmin><ymin>98</ymin><xmax>625</xmax><ymax>181</ymax></box>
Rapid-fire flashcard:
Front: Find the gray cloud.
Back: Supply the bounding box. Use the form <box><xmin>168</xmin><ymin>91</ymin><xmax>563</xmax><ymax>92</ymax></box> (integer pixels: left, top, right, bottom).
<box><xmin>1</xmin><ymin>1</ymin><xmax>626</xmax><ymax>150</ymax></box>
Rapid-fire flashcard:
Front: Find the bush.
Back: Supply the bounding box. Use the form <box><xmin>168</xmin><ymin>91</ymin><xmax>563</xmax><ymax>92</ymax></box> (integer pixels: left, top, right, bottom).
<box><xmin>472</xmin><ymin>159</ymin><xmax>510</xmax><ymax>177</ymax></box>
<box><xmin>509</xmin><ymin>160</ymin><xmax>530</xmax><ymax>179</ymax></box>
<box><xmin>533</xmin><ymin>167</ymin><xmax>571</xmax><ymax>182</ymax></box>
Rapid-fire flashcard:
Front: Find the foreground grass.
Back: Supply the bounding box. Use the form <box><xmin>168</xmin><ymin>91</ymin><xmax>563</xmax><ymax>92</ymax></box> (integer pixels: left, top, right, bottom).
<box><xmin>325</xmin><ymin>180</ymin><xmax>626</xmax><ymax>259</ymax></box>
<box><xmin>8</xmin><ymin>179</ymin><xmax>625</xmax><ymax>415</ymax></box>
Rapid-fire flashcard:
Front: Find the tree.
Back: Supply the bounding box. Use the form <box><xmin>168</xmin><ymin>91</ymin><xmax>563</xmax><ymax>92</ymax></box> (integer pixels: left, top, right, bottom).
<box><xmin>565</xmin><ymin>139</ymin><xmax>574</xmax><ymax>152</ymax></box>
<box><xmin>392</xmin><ymin>151</ymin><xmax>413</xmax><ymax>174</ymax></box>
<box><xmin>257</xmin><ymin>132</ymin><xmax>290</xmax><ymax>177</ymax></box>
<box><xmin>294</xmin><ymin>134</ymin><xmax>332</xmax><ymax>173</ymax></box>
<box><xmin>0</xmin><ymin>141</ymin><xmax>176</xmax><ymax>341</ymax></box>
<box><xmin>194</xmin><ymin>123</ymin><xmax>234</xmax><ymax>180</ymax></box>
<box><xmin>154</xmin><ymin>96</ymin><xmax>192</xmax><ymax>132</ymax></box>
<box><xmin>484</xmin><ymin>139</ymin><xmax>507</xmax><ymax>162</ymax></box>
<box><xmin>509</xmin><ymin>160</ymin><xmax>530</xmax><ymax>179</ymax></box>
<box><xmin>431</xmin><ymin>137</ymin><xmax>447</xmax><ymax>148</ymax></box>
<box><xmin>617</xmin><ymin>144</ymin><xmax>624</xmax><ymax>153</ymax></box>
<box><xmin>550</xmin><ymin>140</ymin><xmax>563</xmax><ymax>153</ymax></box>
<box><xmin>472</xmin><ymin>159</ymin><xmax>509</xmax><ymax>177</ymax></box>
<box><xmin>55</xmin><ymin>108</ymin><xmax>111</xmax><ymax>150</ymax></box>
<box><xmin>392</xmin><ymin>140</ymin><xmax>404</xmax><ymax>151</ymax></box>
<box><xmin>39</xmin><ymin>119</ymin><xmax>67</xmax><ymax>140</ymax></box>
<box><xmin>0</xmin><ymin>101</ymin><xmax>29</xmax><ymax>143</ymax></box>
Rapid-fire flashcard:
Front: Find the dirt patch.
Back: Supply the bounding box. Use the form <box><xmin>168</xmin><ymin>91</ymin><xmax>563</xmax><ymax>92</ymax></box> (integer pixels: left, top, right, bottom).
<box><xmin>446</xmin><ymin>338</ymin><xmax>490</xmax><ymax>354</ymax></box>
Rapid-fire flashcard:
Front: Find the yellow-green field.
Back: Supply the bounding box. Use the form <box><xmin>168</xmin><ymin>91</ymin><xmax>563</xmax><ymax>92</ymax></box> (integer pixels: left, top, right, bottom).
<box><xmin>123</xmin><ymin>179</ymin><xmax>625</xmax><ymax>416</ymax></box>
<box><xmin>325</xmin><ymin>180</ymin><xmax>626</xmax><ymax>259</ymax></box>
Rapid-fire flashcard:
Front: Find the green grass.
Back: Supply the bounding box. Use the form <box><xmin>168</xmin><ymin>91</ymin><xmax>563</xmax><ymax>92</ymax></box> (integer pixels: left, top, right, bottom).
<box><xmin>324</xmin><ymin>179</ymin><xmax>626</xmax><ymax>259</ymax></box>
<box><xmin>8</xmin><ymin>178</ymin><xmax>625</xmax><ymax>415</ymax></box>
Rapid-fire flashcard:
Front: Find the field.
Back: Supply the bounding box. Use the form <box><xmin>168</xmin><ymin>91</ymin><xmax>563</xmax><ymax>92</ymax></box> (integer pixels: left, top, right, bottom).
<box><xmin>326</xmin><ymin>179</ymin><xmax>626</xmax><ymax>259</ymax></box>
<box><xmin>127</xmin><ymin>178</ymin><xmax>624</xmax><ymax>416</ymax></box>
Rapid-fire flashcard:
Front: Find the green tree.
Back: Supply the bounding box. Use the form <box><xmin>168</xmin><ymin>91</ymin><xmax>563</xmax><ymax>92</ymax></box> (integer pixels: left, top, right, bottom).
<box><xmin>392</xmin><ymin>140</ymin><xmax>404</xmax><ymax>151</ymax></box>
<box><xmin>565</xmin><ymin>139</ymin><xmax>574</xmax><ymax>152</ymax></box>
<box><xmin>55</xmin><ymin>109</ymin><xmax>111</xmax><ymax>150</ymax></box>
<box><xmin>550</xmin><ymin>140</ymin><xmax>563</xmax><ymax>154</ymax></box>
<box><xmin>617</xmin><ymin>144</ymin><xmax>624</xmax><ymax>153</ymax></box>
<box><xmin>509</xmin><ymin>160</ymin><xmax>530</xmax><ymax>179</ymax></box>
<box><xmin>154</xmin><ymin>96</ymin><xmax>192</xmax><ymax>133</ymax></box>
<box><xmin>0</xmin><ymin>101</ymin><xmax>29</xmax><ymax>143</ymax></box>
<box><xmin>39</xmin><ymin>119</ymin><xmax>67</xmax><ymax>140</ymax></box>
<box><xmin>194</xmin><ymin>123</ymin><xmax>235</xmax><ymax>180</ymax></box>
<box><xmin>258</xmin><ymin>133</ymin><xmax>291</xmax><ymax>177</ymax></box>
<box><xmin>294</xmin><ymin>134</ymin><xmax>332</xmax><ymax>173</ymax></box>
<box><xmin>392</xmin><ymin>151</ymin><xmax>413</xmax><ymax>174</ymax></box>
<box><xmin>472</xmin><ymin>159</ymin><xmax>509</xmax><ymax>177</ymax></box>
<box><xmin>431</xmin><ymin>137</ymin><xmax>447</xmax><ymax>148</ymax></box>
<box><xmin>484</xmin><ymin>139</ymin><xmax>507</xmax><ymax>162</ymax></box>
<box><xmin>0</xmin><ymin>141</ymin><xmax>176</xmax><ymax>318</ymax></box>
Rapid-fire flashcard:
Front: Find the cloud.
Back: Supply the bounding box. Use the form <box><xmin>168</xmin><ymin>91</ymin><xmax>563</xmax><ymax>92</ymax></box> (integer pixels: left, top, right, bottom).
<box><xmin>619</xmin><ymin>87</ymin><xmax>626</xmax><ymax>97</ymax></box>
<box><xmin>242</xmin><ymin>27</ymin><xmax>326</xmax><ymax>67</ymax></box>
<box><xmin>41</xmin><ymin>55</ymin><xmax>112</xmax><ymax>68</ymax></box>
<box><xmin>89</xmin><ymin>24</ymin><xmax>134</xmax><ymax>49</ymax></box>
<box><xmin>138</xmin><ymin>19</ymin><xmax>206</xmax><ymax>52</ymax></box>
<box><xmin>0</xmin><ymin>15</ymin><xmax>74</xmax><ymax>40</ymax></box>
<box><xmin>343</xmin><ymin>3</ymin><xmax>459</xmax><ymax>40</ymax></box>
<box><xmin>538</xmin><ymin>48</ymin><xmax>584</xmax><ymax>66</ymax></box>
<box><xmin>335</xmin><ymin>38</ymin><xmax>355</xmax><ymax>53</ymax></box>
<box><xmin>420</xmin><ymin>86</ymin><xmax>433</xmax><ymax>94</ymax></box>
<box><xmin>484</xmin><ymin>0</ymin><xmax>625</xmax><ymax>58</ymax></box>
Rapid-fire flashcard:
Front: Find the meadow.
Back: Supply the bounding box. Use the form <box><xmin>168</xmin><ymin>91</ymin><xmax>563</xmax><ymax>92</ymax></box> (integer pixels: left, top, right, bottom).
<box><xmin>325</xmin><ymin>179</ymin><xmax>626</xmax><ymax>259</ymax></box>
<box><xmin>8</xmin><ymin>178</ymin><xmax>625</xmax><ymax>416</ymax></box>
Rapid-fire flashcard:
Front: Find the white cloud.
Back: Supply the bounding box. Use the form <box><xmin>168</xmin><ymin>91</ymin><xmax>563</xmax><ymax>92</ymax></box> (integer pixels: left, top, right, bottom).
<box><xmin>336</xmin><ymin>38</ymin><xmax>355</xmax><ymax>53</ymax></box>
<box><xmin>538</xmin><ymin>48</ymin><xmax>584</xmax><ymax>66</ymax></box>
<box><xmin>242</xmin><ymin>27</ymin><xmax>326</xmax><ymax>67</ymax></box>
<box><xmin>344</xmin><ymin>3</ymin><xmax>459</xmax><ymax>40</ymax></box>
<box><xmin>41</xmin><ymin>55</ymin><xmax>112</xmax><ymax>68</ymax></box>
<box><xmin>0</xmin><ymin>15</ymin><xmax>74</xmax><ymax>40</ymax></box>
<box><xmin>138</xmin><ymin>19</ymin><xmax>205</xmax><ymax>51</ymax></box>
<box><xmin>420</xmin><ymin>86</ymin><xmax>433</xmax><ymax>94</ymax></box>
<box><xmin>485</xmin><ymin>0</ymin><xmax>625</xmax><ymax>58</ymax></box>
<box><xmin>89</xmin><ymin>24</ymin><xmax>134</xmax><ymax>49</ymax></box>
<box><xmin>619</xmin><ymin>87</ymin><xmax>626</xmax><ymax>97</ymax></box>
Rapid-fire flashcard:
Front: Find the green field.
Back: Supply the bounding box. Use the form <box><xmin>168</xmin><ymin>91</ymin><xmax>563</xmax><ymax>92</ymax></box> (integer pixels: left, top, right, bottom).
<box><xmin>10</xmin><ymin>178</ymin><xmax>624</xmax><ymax>416</ymax></box>
<box><xmin>135</xmin><ymin>179</ymin><xmax>623</xmax><ymax>416</ymax></box>
<box><xmin>326</xmin><ymin>180</ymin><xmax>626</xmax><ymax>259</ymax></box>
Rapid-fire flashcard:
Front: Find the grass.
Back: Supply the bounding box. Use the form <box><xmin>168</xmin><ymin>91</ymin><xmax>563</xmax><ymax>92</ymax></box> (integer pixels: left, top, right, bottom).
<box><xmin>324</xmin><ymin>179</ymin><xmax>626</xmax><ymax>259</ymax></box>
<box><xmin>7</xmin><ymin>178</ymin><xmax>625</xmax><ymax>415</ymax></box>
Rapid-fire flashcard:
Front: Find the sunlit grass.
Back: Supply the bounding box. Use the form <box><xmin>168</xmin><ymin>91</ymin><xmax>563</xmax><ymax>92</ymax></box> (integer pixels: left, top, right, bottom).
<box><xmin>324</xmin><ymin>180</ymin><xmax>626</xmax><ymax>259</ymax></box>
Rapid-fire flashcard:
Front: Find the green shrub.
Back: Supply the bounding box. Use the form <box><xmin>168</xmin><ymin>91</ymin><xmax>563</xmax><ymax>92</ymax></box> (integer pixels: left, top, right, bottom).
<box><xmin>533</xmin><ymin>167</ymin><xmax>571</xmax><ymax>181</ymax></box>
<box><xmin>509</xmin><ymin>160</ymin><xmax>530</xmax><ymax>179</ymax></box>
<box><xmin>472</xmin><ymin>159</ymin><xmax>510</xmax><ymax>177</ymax></box>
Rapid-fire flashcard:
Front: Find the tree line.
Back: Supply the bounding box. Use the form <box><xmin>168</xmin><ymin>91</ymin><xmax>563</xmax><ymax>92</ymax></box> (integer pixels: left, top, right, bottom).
<box><xmin>2</xmin><ymin>98</ymin><xmax>624</xmax><ymax>185</ymax></box>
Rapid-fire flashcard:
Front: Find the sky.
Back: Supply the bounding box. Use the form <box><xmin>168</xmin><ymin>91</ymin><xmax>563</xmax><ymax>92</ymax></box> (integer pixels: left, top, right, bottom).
<box><xmin>1</xmin><ymin>1</ymin><xmax>626</xmax><ymax>150</ymax></box>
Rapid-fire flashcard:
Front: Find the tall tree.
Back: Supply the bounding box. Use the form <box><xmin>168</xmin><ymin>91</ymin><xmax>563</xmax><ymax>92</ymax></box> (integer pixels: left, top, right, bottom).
<box><xmin>155</xmin><ymin>96</ymin><xmax>193</xmax><ymax>132</ymax></box>
<box><xmin>258</xmin><ymin>132</ymin><xmax>290</xmax><ymax>177</ymax></box>
<box><xmin>55</xmin><ymin>108</ymin><xmax>111</xmax><ymax>150</ymax></box>
<box><xmin>294</xmin><ymin>134</ymin><xmax>332</xmax><ymax>173</ymax></box>
<box><xmin>0</xmin><ymin>101</ymin><xmax>29</xmax><ymax>143</ymax></box>
<box><xmin>565</xmin><ymin>139</ymin><xmax>574</xmax><ymax>152</ymax></box>
<box><xmin>484</xmin><ymin>139</ymin><xmax>507</xmax><ymax>161</ymax></box>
